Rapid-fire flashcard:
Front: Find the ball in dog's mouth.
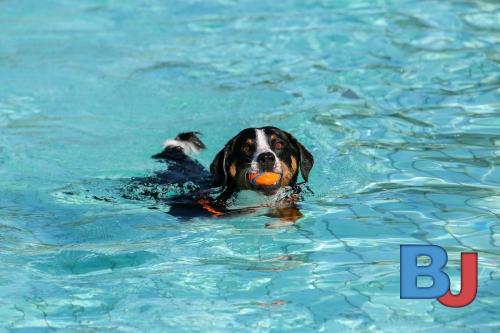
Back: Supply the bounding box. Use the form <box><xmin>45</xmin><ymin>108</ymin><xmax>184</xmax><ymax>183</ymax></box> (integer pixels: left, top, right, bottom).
<box><xmin>248</xmin><ymin>171</ymin><xmax>281</xmax><ymax>195</ymax></box>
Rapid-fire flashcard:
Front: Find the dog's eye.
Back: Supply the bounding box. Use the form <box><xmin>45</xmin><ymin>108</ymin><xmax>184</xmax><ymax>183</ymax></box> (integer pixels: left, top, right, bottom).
<box><xmin>242</xmin><ymin>145</ymin><xmax>251</xmax><ymax>154</ymax></box>
<box><xmin>275</xmin><ymin>141</ymin><xmax>285</xmax><ymax>149</ymax></box>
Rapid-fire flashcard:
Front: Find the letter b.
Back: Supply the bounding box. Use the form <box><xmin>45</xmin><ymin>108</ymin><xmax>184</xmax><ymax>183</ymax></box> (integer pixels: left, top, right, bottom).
<box><xmin>400</xmin><ymin>245</ymin><xmax>450</xmax><ymax>299</ymax></box>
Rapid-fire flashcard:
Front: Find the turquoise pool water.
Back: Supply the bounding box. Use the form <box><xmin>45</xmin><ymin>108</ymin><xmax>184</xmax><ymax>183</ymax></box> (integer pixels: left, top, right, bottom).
<box><xmin>1</xmin><ymin>0</ymin><xmax>499</xmax><ymax>331</ymax></box>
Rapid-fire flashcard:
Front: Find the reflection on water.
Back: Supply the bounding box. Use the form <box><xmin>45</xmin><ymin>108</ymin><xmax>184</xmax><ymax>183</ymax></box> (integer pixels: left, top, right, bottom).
<box><xmin>0</xmin><ymin>0</ymin><xmax>499</xmax><ymax>332</ymax></box>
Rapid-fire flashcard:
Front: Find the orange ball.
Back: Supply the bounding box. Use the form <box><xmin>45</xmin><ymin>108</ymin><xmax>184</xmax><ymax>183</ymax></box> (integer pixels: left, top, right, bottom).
<box><xmin>251</xmin><ymin>172</ymin><xmax>280</xmax><ymax>186</ymax></box>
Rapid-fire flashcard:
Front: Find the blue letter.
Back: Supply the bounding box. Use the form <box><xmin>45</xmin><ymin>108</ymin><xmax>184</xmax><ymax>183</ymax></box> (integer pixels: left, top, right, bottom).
<box><xmin>400</xmin><ymin>245</ymin><xmax>450</xmax><ymax>299</ymax></box>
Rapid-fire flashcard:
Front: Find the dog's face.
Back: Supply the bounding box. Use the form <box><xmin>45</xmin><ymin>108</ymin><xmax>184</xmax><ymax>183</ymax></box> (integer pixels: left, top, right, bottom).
<box><xmin>210</xmin><ymin>127</ymin><xmax>313</xmax><ymax>195</ymax></box>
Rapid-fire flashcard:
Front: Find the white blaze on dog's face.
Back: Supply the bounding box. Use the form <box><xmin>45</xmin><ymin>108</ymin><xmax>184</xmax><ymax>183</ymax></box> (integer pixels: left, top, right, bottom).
<box><xmin>210</xmin><ymin>127</ymin><xmax>314</xmax><ymax>196</ymax></box>
<box><xmin>251</xmin><ymin>129</ymin><xmax>282</xmax><ymax>174</ymax></box>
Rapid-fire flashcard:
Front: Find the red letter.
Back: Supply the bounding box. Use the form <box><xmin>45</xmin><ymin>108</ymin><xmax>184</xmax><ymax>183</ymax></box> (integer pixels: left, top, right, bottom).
<box><xmin>438</xmin><ymin>252</ymin><xmax>478</xmax><ymax>307</ymax></box>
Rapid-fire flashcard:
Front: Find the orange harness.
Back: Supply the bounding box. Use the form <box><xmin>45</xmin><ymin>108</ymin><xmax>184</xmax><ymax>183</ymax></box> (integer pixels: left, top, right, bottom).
<box><xmin>197</xmin><ymin>198</ymin><xmax>223</xmax><ymax>217</ymax></box>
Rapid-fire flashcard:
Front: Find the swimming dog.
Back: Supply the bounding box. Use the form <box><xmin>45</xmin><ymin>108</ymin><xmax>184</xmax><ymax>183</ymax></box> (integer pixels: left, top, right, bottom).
<box><xmin>125</xmin><ymin>127</ymin><xmax>313</xmax><ymax>220</ymax></box>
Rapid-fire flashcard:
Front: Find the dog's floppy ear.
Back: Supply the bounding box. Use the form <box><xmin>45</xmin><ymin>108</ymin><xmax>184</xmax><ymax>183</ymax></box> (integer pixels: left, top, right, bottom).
<box><xmin>210</xmin><ymin>147</ymin><xmax>228</xmax><ymax>187</ymax></box>
<box><xmin>210</xmin><ymin>138</ymin><xmax>236</xmax><ymax>188</ymax></box>
<box><xmin>284</xmin><ymin>131</ymin><xmax>314</xmax><ymax>182</ymax></box>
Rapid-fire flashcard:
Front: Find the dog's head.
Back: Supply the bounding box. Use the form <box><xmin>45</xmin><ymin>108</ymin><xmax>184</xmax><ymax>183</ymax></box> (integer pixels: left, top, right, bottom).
<box><xmin>210</xmin><ymin>127</ymin><xmax>313</xmax><ymax>195</ymax></box>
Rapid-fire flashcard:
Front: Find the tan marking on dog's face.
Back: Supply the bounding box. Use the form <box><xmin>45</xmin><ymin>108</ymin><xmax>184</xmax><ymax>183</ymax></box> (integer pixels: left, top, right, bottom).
<box><xmin>290</xmin><ymin>156</ymin><xmax>298</xmax><ymax>174</ymax></box>
<box><xmin>245</xmin><ymin>138</ymin><xmax>254</xmax><ymax>145</ymax></box>
<box><xmin>280</xmin><ymin>161</ymin><xmax>293</xmax><ymax>187</ymax></box>
<box><xmin>229</xmin><ymin>162</ymin><xmax>237</xmax><ymax>178</ymax></box>
<box><xmin>279</xmin><ymin>156</ymin><xmax>299</xmax><ymax>187</ymax></box>
<box><xmin>270</xmin><ymin>134</ymin><xmax>277</xmax><ymax>141</ymax></box>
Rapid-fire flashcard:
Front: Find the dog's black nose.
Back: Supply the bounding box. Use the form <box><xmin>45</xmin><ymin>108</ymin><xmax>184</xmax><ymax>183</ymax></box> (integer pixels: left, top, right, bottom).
<box><xmin>257</xmin><ymin>152</ymin><xmax>276</xmax><ymax>170</ymax></box>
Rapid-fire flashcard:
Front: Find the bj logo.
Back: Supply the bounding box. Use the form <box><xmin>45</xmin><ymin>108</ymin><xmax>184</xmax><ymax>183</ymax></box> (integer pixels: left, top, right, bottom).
<box><xmin>400</xmin><ymin>245</ymin><xmax>478</xmax><ymax>307</ymax></box>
